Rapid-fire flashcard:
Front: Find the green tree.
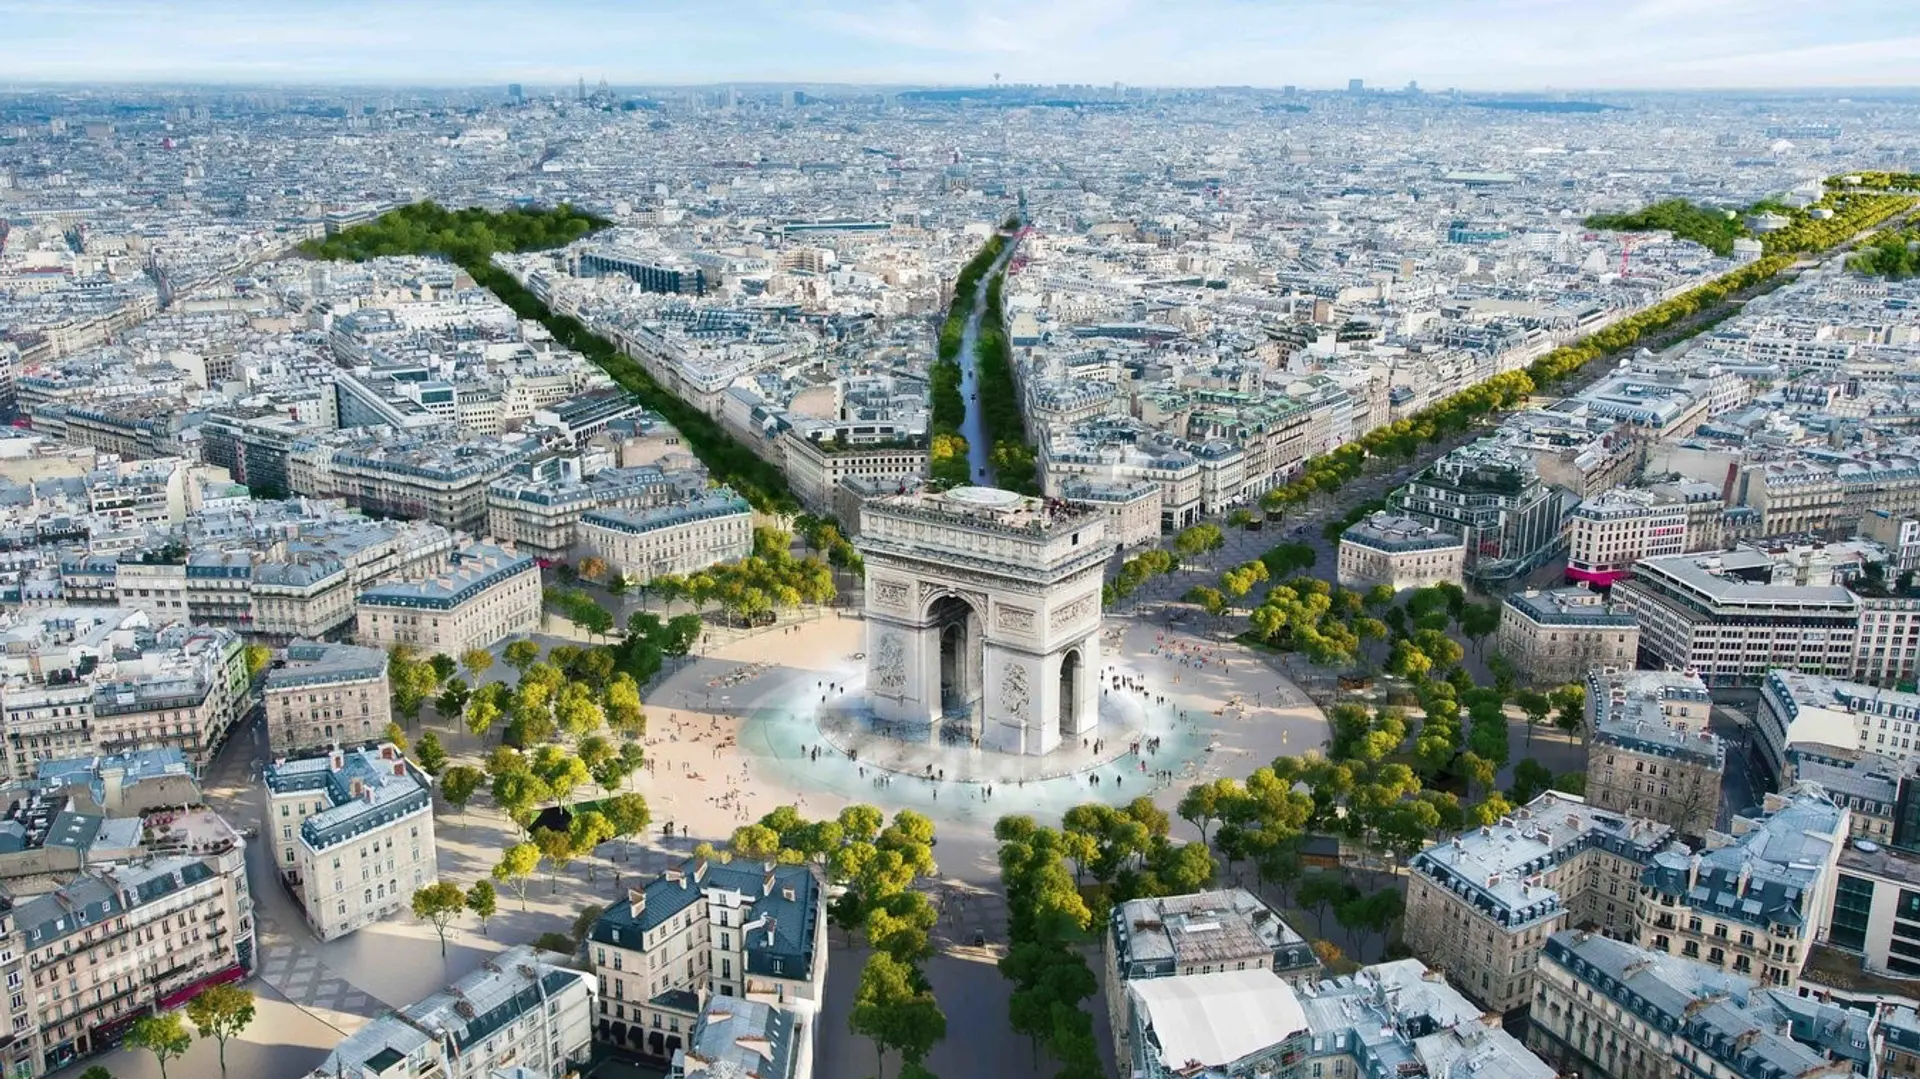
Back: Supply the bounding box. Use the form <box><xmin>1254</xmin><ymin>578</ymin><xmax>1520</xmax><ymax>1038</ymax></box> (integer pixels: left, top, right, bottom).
<box><xmin>415</xmin><ymin>730</ymin><xmax>448</xmax><ymax>776</ymax></box>
<box><xmin>126</xmin><ymin>1013</ymin><xmax>192</xmax><ymax>1079</ymax></box>
<box><xmin>459</xmin><ymin>647</ymin><xmax>494</xmax><ymax>682</ymax></box>
<box><xmin>1551</xmin><ymin>683</ymin><xmax>1589</xmax><ymax>742</ymax></box>
<box><xmin>412</xmin><ymin>880</ymin><xmax>467</xmax><ymax>957</ymax></box>
<box><xmin>535</xmin><ymin>826</ymin><xmax>577</xmax><ymax>893</ymax></box>
<box><xmin>1515</xmin><ymin>690</ymin><xmax>1552</xmax><ymax>751</ymax></box>
<box><xmin>1297</xmin><ymin>875</ymin><xmax>1359</xmax><ymax>937</ymax></box>
<box><xmin>382</xmin><ymin>720</ymin><xmax>409</xmax><ymax>753</ymax></box>
<box><xmin>602</xmin><ymin>792</ymin><xmax>652</xmax><ymax>861</ymax></box>
<box><xmin>493</xmin><ymin>841</ymin><xmax>542</xmax><ymax>910</ymax></box>
<box><xmin>186</xmin><ymin>983</ymin><xmax>256</xmax><ymax>1078</ymax></box>
<box><xmin>79</xmin><ymin>1069</ymin><xmax>114</xmax><ymax>1079</ymax></box>
<box><xmin>243</xmin><ymin>643</ymin><xmax>273</xmax><ymax>680</ymax></box>
<box><xmin>439</xmin><ymin>764</ymin><xmax>483</xmax><ymax>822</ymax></box>
<box><xmin>848</xmin><ymin>951</ymin><xmax>947</xmax><ymax>1079</ymax></box>
<box><xmin>466</xmin><ymin>879</ymin><xmax>498</xmax><ymax>936</ymax></box>
<box><xmin>1510</xmin><ymin>759</ymin><xmax>1554</xmax><ymax>804</ymax></box>
<box><xmin>569</xmin><ymin>809</ymin><xmax>617</xmax><ymax>880</ymax></box>
<box><xmin>1460</xmin><ymin>603</ymin><xmax>1501</xmax><ymax>656</ymax></box>
<box><xmin>503</xmin><ymin>639</ymin><xmax>541</xmax><ymax>673</ymax></box>
<box><xmin>435</xmin><ymin>679</ymin><xmax>471</xmax><ymax>723</ymax></box>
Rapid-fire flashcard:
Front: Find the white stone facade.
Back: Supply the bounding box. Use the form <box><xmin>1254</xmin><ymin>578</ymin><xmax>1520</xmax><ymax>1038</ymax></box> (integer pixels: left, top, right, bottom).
<box><xmin>858</xmin><ymin>487</ymin><xmax>1115</xmax><ymax>755</ymax></box>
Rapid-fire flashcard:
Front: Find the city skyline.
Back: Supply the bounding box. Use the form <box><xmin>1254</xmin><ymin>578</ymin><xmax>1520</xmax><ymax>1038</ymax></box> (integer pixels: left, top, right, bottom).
<box><xmin>5</xmin><ymin>0</ymin><xmax>1920</xmax><ymax>91</ymax></box>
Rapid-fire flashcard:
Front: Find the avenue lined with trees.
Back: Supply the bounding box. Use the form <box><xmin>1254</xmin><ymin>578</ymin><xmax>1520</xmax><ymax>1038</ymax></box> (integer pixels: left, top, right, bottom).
<box><xmin>301</xmin><ymin>202</ymin><xmax>800</xmax><ymax>513</ymax></box>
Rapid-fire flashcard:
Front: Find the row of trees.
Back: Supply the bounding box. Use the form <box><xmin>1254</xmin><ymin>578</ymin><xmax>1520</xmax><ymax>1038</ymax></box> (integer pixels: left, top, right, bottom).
<box><xmin>1241</xmin><ymin>183</ymin><xmax>1908</xmax><ymax>522</ymax></box>
<box><xmin>305</xmin><ymin>202</ymin><xmax>799</xmax><ymax>512</ymax></box>
<box><xmin>993</xmin><ymin>817</ymin><xmax>1104</xmax><ymax>1079</ymax></box>
<box><xmin>795</xmin><ymin>514</ymin><xmax>865</xmax><ymax>577</ymax></box>
<box><xmin>926</xmin><ymin>233</ymin><xmax>1009</xmax><ymax>488</ymax></box>
<box><xmin>1103</xmin><ymin>547</ymin><xmax>1178</xmax><ymax>606</ymax></box>
<box><xmin>1849</xmin><ymin>225</ymin><xmax>1920</xmax><ymax>279</ymax></box>
<box><xmin>974</xmin><ymin>273</ymin><xmax>1040</xmax><ymax>494</ymax></box>
<box><xmin>992</xmin><ymin>799</ymin><xmax>1217</xmax><ymax>1077</ymax></box>
<box><xmin>121</xmin><ymin>984</ymin><xmax>256</xmax><ymax>1079</ymax></box>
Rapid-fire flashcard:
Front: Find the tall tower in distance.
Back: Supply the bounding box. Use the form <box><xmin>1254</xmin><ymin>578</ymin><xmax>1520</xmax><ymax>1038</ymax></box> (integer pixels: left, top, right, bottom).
<box><xmin>577</xmin><ymin>76</ymin><xmax>586</xmax><ymax>102</ymax></box>
<box><xmin>1348</xmin><ymin>78</ymin><xmax>1365</xmax><ymax>93</ymax></box>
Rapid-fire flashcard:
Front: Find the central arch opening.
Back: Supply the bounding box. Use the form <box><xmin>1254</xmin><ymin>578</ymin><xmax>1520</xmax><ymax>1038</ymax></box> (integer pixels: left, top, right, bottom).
<box><xmin>1058</xmin><ymin>648</ymin><xmax>1081</xmax><ymax>740</ymax></box>
<box><xmin>928</xmin><ymin>594</ymin><xmax>982</xmax><ymax>744</ymax></box>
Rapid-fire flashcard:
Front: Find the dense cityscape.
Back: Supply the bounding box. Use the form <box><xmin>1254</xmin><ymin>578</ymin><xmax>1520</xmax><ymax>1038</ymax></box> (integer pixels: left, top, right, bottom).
<box><xmin>6</xmin><ymin>49</ymin><xmax>1920</xmax><ymax>1079</ymax></box>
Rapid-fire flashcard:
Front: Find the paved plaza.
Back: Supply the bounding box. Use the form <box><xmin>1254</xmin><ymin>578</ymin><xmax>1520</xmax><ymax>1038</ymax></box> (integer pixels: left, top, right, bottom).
<box><xmin>70</xmin><ymin>605</ymin><xmax>1325</xmax><ymax>1079</ymax></box>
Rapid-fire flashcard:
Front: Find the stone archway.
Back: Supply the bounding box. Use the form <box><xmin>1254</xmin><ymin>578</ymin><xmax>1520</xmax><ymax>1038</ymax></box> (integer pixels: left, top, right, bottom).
<box><xmin>1057</xmin><ymin>647</ymin><xmax>1082</xmax><ymax>742</ymax></box>
<box><xmin>859</xmin><ymin>486</ymin><xmax>1117</xmax><ymax>756</ymax></box>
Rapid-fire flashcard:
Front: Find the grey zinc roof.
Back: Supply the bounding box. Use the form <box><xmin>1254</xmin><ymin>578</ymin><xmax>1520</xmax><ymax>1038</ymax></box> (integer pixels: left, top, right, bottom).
<box><xmin>590</xmin><ymin>856</ymin><xmax>821</xmax><ymax>981</ymax></box>
<box><xmin>1409</xmin><ymin>792</ymin><xmax>1673</xmax><ymax>930</ymax></box>
<box><xmin>266</xmin><ymin>640</ymin><xmax>387</xmax><ymax>690</ymax></box>
<box><xmin>1643</xmin><ymin>789</ymin><xmax>1844</xmax><ymax>930</ymax></box>
<box><xmin>263</xmin><ymin>744</ymin><xmax>432</xmax><ymax>852</ymax></box>
<box><xmin>676</xmin><ymin>996</ymin><xmax>799</xmax><ymax>1079</ymax></box>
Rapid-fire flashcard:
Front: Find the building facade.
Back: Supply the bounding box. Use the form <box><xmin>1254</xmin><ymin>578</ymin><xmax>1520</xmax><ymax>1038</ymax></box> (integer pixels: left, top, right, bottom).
<box><xmin>263</xmin><ymin>641</ymin><xmax>392</xmax><ymax>756</ymax></box>
<box><xmin>12</xmin><ymin>839</ymin><xmax>254</xmax><ymax>1076</ymax></box>
<box><xmin>263</xmin><ymin>743</ymin><xmax>438</xmax><ymax>942</ymax></box>
<box><xmin>1494</xmin><ymin>584</ymin><xmax>1640</xmax><ymax>686</ymax></box>
<box><xmin>1585</xmin><ymin>668</ymin><xmax>1724</xmax><ymax>838</ymax></box>
<box><xmin>1530</xmin><ymin>930</ymin><xmax>1849</xmax><ymax>1079</ymax></box>
<box><xmin>586</xmin><ymin>857</ymin><xmax>826</xmax><ymax>1070</ymax></box>
<box><xmin>355</xmin><ymin>540</ymin><xmax>540</xmax><ymax>654</ymax></box>
<box><xmin>574</xmin><ymin>491</ymin><xmax>754</xmax><ymax>584</ymax></box>
<box><xmin>1404</xmin><ymin>792</ymin><xmax>1672</xmax><ymax>1016</ymax></box>
<box><xmin>1335</xmin><ymin>511</ymin><xmax>1466</xmax><ymax>592</ymax></box>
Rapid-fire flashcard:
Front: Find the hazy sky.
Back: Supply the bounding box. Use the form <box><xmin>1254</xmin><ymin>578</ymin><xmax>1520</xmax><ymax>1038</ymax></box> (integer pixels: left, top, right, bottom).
<box><xmin>6</xmin><ymin>0</ymin><xmax>1919</xmax><ymax>90</ymax></box>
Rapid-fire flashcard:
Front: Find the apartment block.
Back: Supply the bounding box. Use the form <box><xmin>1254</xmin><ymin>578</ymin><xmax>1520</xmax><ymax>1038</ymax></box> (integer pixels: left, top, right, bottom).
<box><xmin>575</xmin><ymin>491</ymin><xmax>754</xmax><ymax>584</ymax></box>
<box><xmin>1059</xmin><ymin>478</ymin><xmax>1161</xmax><ymax>551</ymax></box>
<box><xmin>1335</xmin><ymin>511</ymin><xmax>1466</xmax><ymax>592</ymax></box>
<box><xmin>1565</xmin><ymin>485</ymin><xmax>1710</xmax><ymax>588</ymax></box>
<box><xmin>307</xmin><ymin>945</ymin><xmax>594</xmax><ymax>1079</ymax></box>
<box><xmin>587</xmin><ymin>857</ymin><xmax>825</xmax><ymax>1071</ymax></box>
<box><xmin>780</xmin><ymin>432</ymin><xmax>928</xmax><ymax>515</ymax></box>
<box><xmin>1757</xmin><ymin>670</ymin><xmax>1920</xmax><ymax>789</ymax></box>
<box><xmin>1584</xmin><ymin>668</ymin><xmax>1724</xmax><ymax>838</ymax></box>
<box><xmin>1493</xmin><ymin>583</ymin><xmax>1640</xmax><ymax>686</ymax></box>
<box><xmin>1389</xmin><ymin>439</ymin><xmax>1571</xmax><ymax>585</ymax></box>
<box><xmin>288</xmin><ymin>429</ymin><xmax>537</xmax><ymax>533</ymax></box>
<box><xmin>1635</xmin><ymin>788</ymin><xmax>1847</xmax><ymax>987</ymax></box>
<box><xmin>1404</xmin><ymin>791</ymin><xmax>1672</xmax><ymax>1016</ymax></box>
<box><xmin>1</xmin><ymin>798</ymin><xmax>254</xmax><ymax>1078</ymax></box>
<box><xmin>1531</xmin><ymin>930</ymin><xmax>1849</xmax><ymax>1079</ymax></box>
<box><xmin>486</xmin><ymin>461</ymin><xmax>699</xmax><ymax>562</ymax></box>
<box><xmin>263</xmin><ymin>640</ymin><xmax>392</xmax><ymax>755</ymax></box>
<box><xmin>0</xmin><ymin>609</ymin><xmax>250</xmax><ymax>781</ymax></box>
<box><xmin>356</xmin><ymin>540</ymin><xmax>540</xmax><ymax>654</ymax></box>
<box><xmin>263</xmin><ymin>742</ymin><xmax>437</xmax><ymax>942</ymax></box>
<box><xmin>1612</xmin><ymin>549</ymin><xmax>1861</xmax><ymax>687</ymax></box>
<box><xmin>1122</xmin><ymin>957</ymin><xmax>1554</xmax><ymax>1079</ymax></box>
<box><xmin>1102</xmin><ymin>889</ymin><xmax>1319</xmax><ymax>1069</ymax></box>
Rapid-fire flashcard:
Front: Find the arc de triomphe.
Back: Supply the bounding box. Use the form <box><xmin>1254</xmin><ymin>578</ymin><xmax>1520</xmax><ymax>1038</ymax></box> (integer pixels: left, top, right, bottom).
<box><xmin>856</xmin><ymin>486</ymin><xmax>1116</xmax><ymax>756</ymax></box>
